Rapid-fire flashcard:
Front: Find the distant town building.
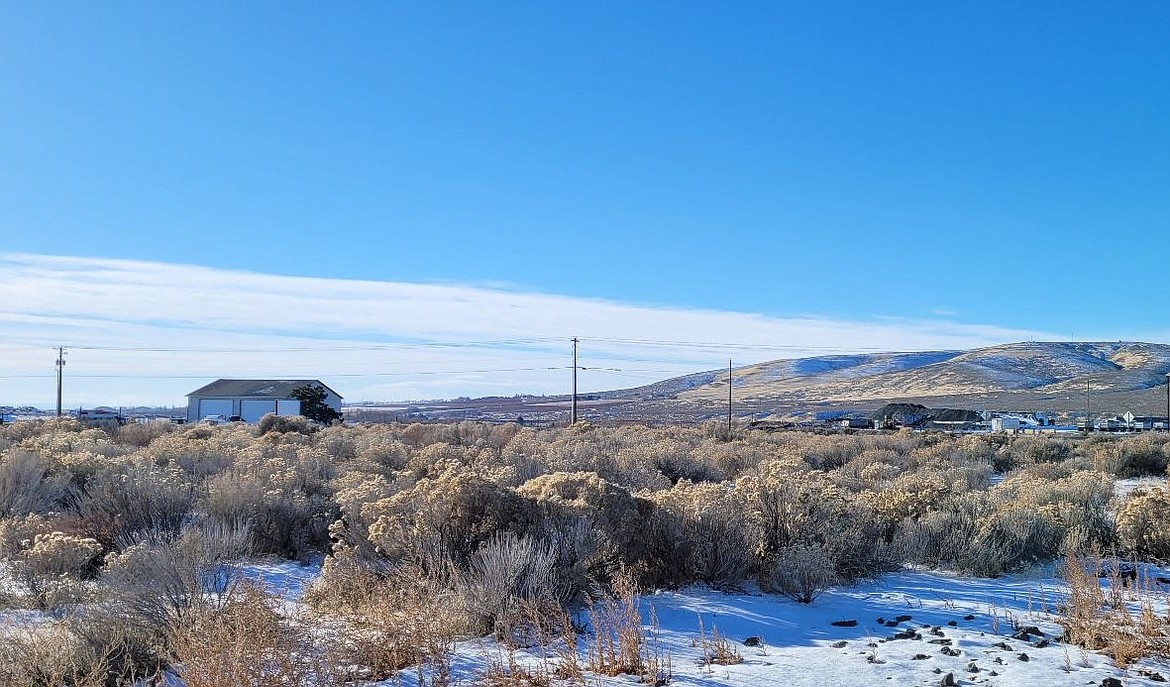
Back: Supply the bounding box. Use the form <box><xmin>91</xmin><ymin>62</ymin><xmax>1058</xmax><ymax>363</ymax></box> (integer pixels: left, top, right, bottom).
<box><xmin>77</xmin><ymin>407</ymin><xmax>127</xmax><ymax>427</ymax></box>
<box><xmin>837</xmin><ymin>417</ymin><xmax>874</xmax><ymax>429</ymax></box>
<box><xmin>186</xmin><ymin>379</ymin><xmax>342</xmax><ymax>424</ymax></box>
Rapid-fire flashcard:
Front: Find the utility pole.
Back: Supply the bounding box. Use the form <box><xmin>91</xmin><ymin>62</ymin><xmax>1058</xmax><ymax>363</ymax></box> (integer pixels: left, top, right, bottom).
<box><xmin>1085</xmin><ymin>378</ymin><xmax>1091</xmax><ymax>432</ymax></box>
<box><xmin>727</xmin><ymin>359</ymin><xmax>733</xmax><ymax>437</ymax></box>
<box><xmin>570</xmin><ymin>337</ymin><xmax>578</xmax><ymax>425</ymax></box>
<box><xmin>55</xmin><ymin>346</ymin><xmax>66</xmax><ymax>417</ymax></box>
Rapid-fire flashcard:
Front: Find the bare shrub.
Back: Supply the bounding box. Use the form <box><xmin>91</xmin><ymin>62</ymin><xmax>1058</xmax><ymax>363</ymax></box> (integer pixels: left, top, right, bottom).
<box><xmin>114</xmin><ymin>419</ymin><xmax>175</xmax><ymax>448</ymax></box>
<box><xmin>9</xmin><ymin>531</ymin><xmax>103</xmax><ymax>609</ymax></box>
<box><xmin>0</xmin><ymin>623</ymin><xmax>117</xmax><ymax>687</ymax></box>
<box><xmin>1114</xmin><ymin>434</ymin><xmax>1170</xmax><ymax>476</ymax></box>
<box><xmin>257</xmin><ymin>413</ymin><xmax>318</xmax><ymax>436</ymax></box>
<box><xmin>764</xmin><ymin>543</ymin><xmax>841</xmax><ymax>603</ymax></box>
<box><xmin>457</xmin><ymin>532</ymin><xmax>558</xmax><ymax>637</ymax></box>
<box><xmin>696</xmin><ymin>614</ymin><xmax>744</xmax><ymax>666</ymax></box>
<box><xmin>0</xmin><ymin>448</ymin><xmax>72</xmax><ymax>517</ymax></box>
<box><xmin>518</xmin><ymin>471</ymin><xmax>648</xmax><ymax>572</ymax></box>
<box><xmin>365</xmin><ymin>463</ymin><xmax>529</xmax><ymax>576</ymax></box>
<box><xmin>306</xmin><ymin>559</ymin><xmax>458</xmax><ymax>682</ymax></box>
<box><xmin>585</xmin><ymin>576</ymin><xmax>665</xmax><ymax>682</ymax></box>
<box><xmin>0</xmin><ymin>513</ymin><xmax>54</xmax><ymax>557</ymax></box>
<box><xmin>901</xmin><ymin>467</ymin><xmax>1116</xmax><ymax>576</ymax></box>
<box><xmin>169</xmin><ymin>581</ymin><xmax>338</xmax><ymax>687</ymax></box>
<box><xmin>100</xmin><ymin>522</ymin><xmax>251</xmax><ymax>631</ymax></box>
<box><xmin>1117</xmin><ymin>487</ymin><xmax>1170</xmax><ymax>561</ymax></box>
<box><xmin>70</xmin><ymin>461</ymin><xmax>196</xmax><ymax>548</ymax></box>
<box><xmin>204</xmin><ymin>447</ymin><xmax>337</xmax><ymax>559</ymax></box>
<box><xmin>644</xmin><ymin>480</ymin><xmax>752</xmax><ymax>588</ymax></box>
<box><xmin>1058</xmin><ymin>551</ymin><xmax>1170</xmax><ymax>668</ymax></box>
<box><xmin>899</xmin><ymin>492</ymin><xmax>1007</xmax><ymax>576</ymax></box>
<box><xmin>1005</xmin><ymin>435</ymin><xmax>1075</xmax><ymax>465</ymax></box>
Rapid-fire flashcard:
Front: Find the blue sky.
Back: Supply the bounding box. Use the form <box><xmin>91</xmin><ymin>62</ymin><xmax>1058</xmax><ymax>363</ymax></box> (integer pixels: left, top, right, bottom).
<box><xmin>2</xmin><ymin>3</ymin><xmax>1168</xmax><ymax>406</ymax></box>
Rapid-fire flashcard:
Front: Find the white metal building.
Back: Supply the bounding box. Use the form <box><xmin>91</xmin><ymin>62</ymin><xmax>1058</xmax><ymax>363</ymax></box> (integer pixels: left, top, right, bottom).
<box><xmin>186</xmin><ymin>379</ymin><xmax>342</xmax><ymax>423</ymax></box>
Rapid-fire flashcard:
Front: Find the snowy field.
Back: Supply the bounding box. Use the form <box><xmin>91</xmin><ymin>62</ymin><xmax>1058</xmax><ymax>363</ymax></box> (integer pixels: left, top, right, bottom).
<box><xmin>227</xmin><ymin>561</ymin><xmax>1170</xmax><ymax>687</ymax></box>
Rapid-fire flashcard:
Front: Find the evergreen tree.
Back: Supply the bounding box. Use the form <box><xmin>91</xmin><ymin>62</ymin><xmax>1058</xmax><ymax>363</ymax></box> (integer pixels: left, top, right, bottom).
<box><xmin>289</xmin><ymin>384</ymin><xmax>342</xmax><ymax>425</ymax></box>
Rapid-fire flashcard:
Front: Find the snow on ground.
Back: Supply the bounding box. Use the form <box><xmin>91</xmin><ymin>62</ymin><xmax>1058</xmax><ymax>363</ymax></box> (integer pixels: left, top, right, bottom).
<box><xmin>377</xmin><ymin>568</ymin><xmax>1170</xmax><ymax>687</ymax></box>
<box><xmin>5</xmin><ymin>557</ymin><xmax>1170</xmax><ymax>686</ymax></box>
<box><xmin>231</xmin><ymin>557</ymin><xmax>322</xmax><ymax>601</ymax></box>
<box><xmin>1115</xmin><ymin>476</ymin><xmax>1166</xmax><ymax>500</ymax></box>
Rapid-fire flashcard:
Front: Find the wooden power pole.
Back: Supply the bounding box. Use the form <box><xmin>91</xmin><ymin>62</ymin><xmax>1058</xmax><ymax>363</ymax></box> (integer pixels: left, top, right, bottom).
<box><xmin>55</xmin><ymin>346</ymin><xmax>66</xmax><ymax>417</ymax></box>
<box><xmin>571</xmin><ymin>337</ymin><xmax>579</xmax><ymax>424</ymax></box>
<box><xmin>727</xmin><ymin>359</ymin><xmax>733</xmax><ymax>436</ymax></box>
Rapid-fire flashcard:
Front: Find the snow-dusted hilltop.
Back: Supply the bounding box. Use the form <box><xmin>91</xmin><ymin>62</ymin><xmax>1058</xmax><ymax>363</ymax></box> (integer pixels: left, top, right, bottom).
<box><xmin>629</xmin><ymin>341</ymin><xmax>1170</xmax><ymax>407</ymax></box>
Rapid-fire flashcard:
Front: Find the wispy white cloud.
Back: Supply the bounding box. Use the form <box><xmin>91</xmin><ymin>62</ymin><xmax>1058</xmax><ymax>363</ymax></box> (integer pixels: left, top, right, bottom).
<box><xmin>0</xmin><ymin>253</ymin><xmax>1059</xmax><ymax>407</ymax></box>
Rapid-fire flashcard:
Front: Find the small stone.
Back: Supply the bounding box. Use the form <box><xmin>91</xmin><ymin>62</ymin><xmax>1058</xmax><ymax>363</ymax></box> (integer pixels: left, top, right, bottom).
<box><xmin>867</xmin><ymin>654</ymin><xmax>886</xmax><ymax>664</ymax></box>
<box><xmin>830</xmin><ymin>640</ymin><xmax>847</xmax><ymax>648</ymax></box>
<box><xmin>1017</xmin><ymin>652</ymin><xmax>1029</xmax><ymax>662</ymax></box>
<box><xmin>1032</xmin><ymin>638</ymin><xmax>1050</xmax><ymax>648</ymax></box>
<box><xmin>929</xmin><ymin>638</ymin><xmax>953</xmax><ymax>645</ymax></box>
<box><xmin>831</xmin><ymin>619</ymin><xmax>858</xmax><ymax>627</ymax></box>
<box><xmin>966</xmin><ymin>661</ymin><xmax>980</xmax><ymax>673</ymax></box>
<box><xmin>940</xmin><ymin>672</ymin><xmax>956</xmax><ymax>687</ymax></box>
<box><xmin>989</xmin><ymin>670</ymin><xmax>999</xmax><ymax>676</ymax></box>
<box><xmin>992</xmin><ymin>641</ymin><xmax>1012</xmax><ymax>650</ymax></box>
<box><xmin>963</xmin><ymin>614</ymin><xmax>975</xmax><ymax>621</ymax></box>
<box><xmin>1100</xmin><ymin>678</ymin><xmax>1123</xmax><ymax>687</ymax></box>
<box><xmin>947</xmin><ymin>620</ymin><xmax>958</xmax><ymax>626</ymax></box>
<box><xmin>896</xmin><ymin>614</ymin><xmax>913</xmax><ymax>623</ymax></box>
<box><xmin>912</xmin><ymin>653</ymin><xmax>931</xmax><ymax>660</ymax></box>
<box><xmin>885</xmin><ymin>620</ymin><xmax>900</xmax><ymax>627</ymax></box>
<box><xmin>743</xmin><ymin>636</ymin><xmax>762</xmax><ymax>647</ymax></box>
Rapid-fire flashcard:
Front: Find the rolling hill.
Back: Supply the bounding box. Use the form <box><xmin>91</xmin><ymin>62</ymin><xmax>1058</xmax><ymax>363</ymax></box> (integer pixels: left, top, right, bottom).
<box><xmin>366</xmin><ymin>342</ymin><xmax>1170</xmax><ymax>424</ymax></box>
<box><xmin>612</xmin><ymin>341</ymin><xmax>1170</xmax><ymax>420</ymax></box>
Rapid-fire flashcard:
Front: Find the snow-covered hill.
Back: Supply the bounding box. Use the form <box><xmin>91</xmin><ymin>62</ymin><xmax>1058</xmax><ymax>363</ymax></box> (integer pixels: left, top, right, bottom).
<box><xmin>629</xmin><ymin>341</ymin><xmax>1170</xmax><ymax>407</ymax></box>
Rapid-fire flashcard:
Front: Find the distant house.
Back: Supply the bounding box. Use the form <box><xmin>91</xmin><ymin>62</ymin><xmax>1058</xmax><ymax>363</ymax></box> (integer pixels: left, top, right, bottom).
<box><xmin>186</xmin><ymin>379</ymin><xmax>342</xmax><ymax>424</ymax></box>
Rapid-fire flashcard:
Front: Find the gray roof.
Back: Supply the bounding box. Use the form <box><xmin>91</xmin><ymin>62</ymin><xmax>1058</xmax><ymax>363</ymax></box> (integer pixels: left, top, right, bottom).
<box><xmin>187</xmin><ymin>379</ymin><xmax>342</xmax><ymax>399</ymax></box>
